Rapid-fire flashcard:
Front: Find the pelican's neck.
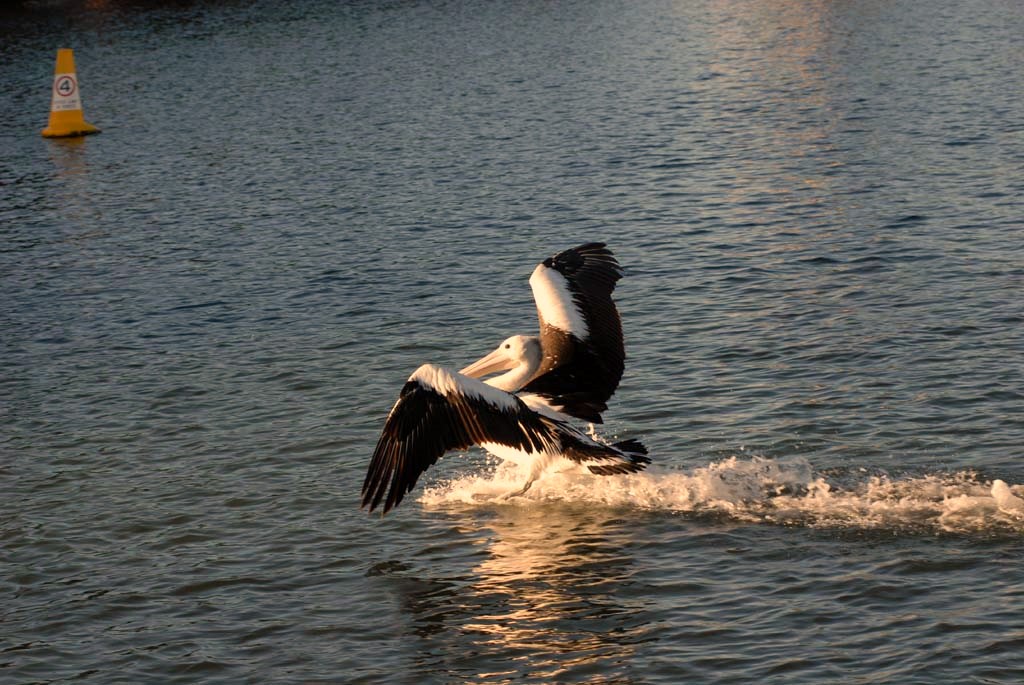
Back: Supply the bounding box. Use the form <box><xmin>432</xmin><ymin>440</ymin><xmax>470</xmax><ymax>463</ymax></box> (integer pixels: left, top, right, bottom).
<box><xmin>484</xmin><ymin>358</ymin><xmax>540</xmax><ymax>393</ymax></box>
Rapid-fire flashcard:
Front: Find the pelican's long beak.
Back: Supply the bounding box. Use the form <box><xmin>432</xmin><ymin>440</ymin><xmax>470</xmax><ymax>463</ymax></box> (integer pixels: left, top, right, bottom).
<box><xmin>459</xmin><ymin>347</ymin><xmax>517</xmax><ymax>378</ymax></box>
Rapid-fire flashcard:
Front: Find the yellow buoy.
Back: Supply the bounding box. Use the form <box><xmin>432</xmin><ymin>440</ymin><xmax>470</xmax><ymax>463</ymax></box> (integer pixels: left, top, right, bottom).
<box><xmin>41</xmin><ymin>48</ymin><xmax>100</xmax><ymax>138</ymax></box>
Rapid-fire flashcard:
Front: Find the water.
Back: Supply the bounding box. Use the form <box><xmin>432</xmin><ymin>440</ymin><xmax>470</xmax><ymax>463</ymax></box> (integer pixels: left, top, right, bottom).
<box><xmin>2</xmin><ymin>0</ymin><xmax>1023</xmax><ymax>682</ymax></box>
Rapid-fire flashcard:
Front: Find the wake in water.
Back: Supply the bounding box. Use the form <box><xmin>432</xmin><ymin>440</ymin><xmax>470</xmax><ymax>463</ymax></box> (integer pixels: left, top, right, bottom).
<box><xmin>420</xmin><ymin>455</ymin><xmax>1024</xmax><ymax>535</ymax></box>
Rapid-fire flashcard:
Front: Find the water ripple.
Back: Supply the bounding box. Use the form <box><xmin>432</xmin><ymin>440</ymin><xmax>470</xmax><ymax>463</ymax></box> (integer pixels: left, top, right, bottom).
<box><xmin>4</xmin><ymin>0</ymin><xmax>1024</xmax><ymax>683</ymax></box>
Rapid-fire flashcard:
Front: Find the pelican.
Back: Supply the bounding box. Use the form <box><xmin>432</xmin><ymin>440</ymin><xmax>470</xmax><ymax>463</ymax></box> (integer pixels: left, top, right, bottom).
<box><xmin>362</xmin><ymin>243</ymin><xmax>649</xmax><ymax>514</ymax></box>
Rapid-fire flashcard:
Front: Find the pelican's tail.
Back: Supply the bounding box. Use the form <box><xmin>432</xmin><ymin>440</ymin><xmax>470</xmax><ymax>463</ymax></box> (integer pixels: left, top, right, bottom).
<box><xmin>612</xmin><ymin>438</ymin><xmax>648</xmax><ymax>456</ymax></box>
<box><xmin>566</xmin><ymin>437</ymin><xmax>650</xmax><ymax>476</ymax></box>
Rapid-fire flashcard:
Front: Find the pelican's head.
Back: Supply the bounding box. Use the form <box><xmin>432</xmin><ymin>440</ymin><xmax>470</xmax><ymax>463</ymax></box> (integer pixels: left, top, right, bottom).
<box><xmin>460</xmin><ymin>335</ymin><xmax>541</xmax><ymax>379</ymax></box>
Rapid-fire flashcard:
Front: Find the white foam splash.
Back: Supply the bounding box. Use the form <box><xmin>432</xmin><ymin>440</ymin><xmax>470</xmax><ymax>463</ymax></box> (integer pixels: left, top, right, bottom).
<box><xmin>419</xmin><ymin>456</ymin><xmax>1024</xmax><ymax>535</ymax></box>
<box><xmin>991</xmin><ymin>479</ymin><xmax>1024</xmax><ymax>516</ymax></box>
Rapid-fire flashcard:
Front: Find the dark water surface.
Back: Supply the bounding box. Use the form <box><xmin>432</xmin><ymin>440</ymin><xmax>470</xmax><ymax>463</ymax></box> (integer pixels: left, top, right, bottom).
<box><xmin>3</xmin><ymin>0</ymin><xmax>1024</xmax><ymax>683</ymax></box>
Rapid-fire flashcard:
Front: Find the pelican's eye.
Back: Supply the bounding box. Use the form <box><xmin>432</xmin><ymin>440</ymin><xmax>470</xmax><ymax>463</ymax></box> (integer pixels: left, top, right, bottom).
<box><xmin>504</xmin><ymin>344</ymin><xmax>511</xmax><ymax>349</ymax></box>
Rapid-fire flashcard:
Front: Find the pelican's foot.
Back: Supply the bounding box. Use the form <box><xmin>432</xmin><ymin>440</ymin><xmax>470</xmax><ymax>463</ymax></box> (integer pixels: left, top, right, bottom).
<box><xmin>501</xmin><ymin>480</ymin><xmax>535</xmax><ymax>500</ymax></box>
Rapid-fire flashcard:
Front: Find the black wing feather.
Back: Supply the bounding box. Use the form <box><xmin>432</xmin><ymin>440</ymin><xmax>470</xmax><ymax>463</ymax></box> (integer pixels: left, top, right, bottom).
<box><xmin>361</xmin><ymin>375</ymin><xmax>564</xmax><ymax>514</ymax></box>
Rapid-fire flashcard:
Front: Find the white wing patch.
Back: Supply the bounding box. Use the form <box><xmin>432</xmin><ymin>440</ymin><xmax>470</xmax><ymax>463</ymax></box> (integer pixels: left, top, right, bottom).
<box><xmin>529</xmin><ymin>264</ymin><xmax>589</xmax><ymax>338</ymax></box>
<box><xmin>410</xmin><ymin>364</ymin><xmax>520</xmax><ymax>411</ymax></box>
<box><xmin>519</xmin><ymin>392</ymin><xmax>569</xmax><ymax>420</ymax></box>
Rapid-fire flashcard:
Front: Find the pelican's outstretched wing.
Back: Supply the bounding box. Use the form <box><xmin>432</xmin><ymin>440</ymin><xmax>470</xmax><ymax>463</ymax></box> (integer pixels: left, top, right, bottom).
<box><xmin>361</xmin><ymin>364</ymin><xmax>563</xmax><ymax>514</ymax></box>
<box><xmin>522</xmin><ymin>242</ymin><xmax>625</xmax><ymax>423</ymax></box>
